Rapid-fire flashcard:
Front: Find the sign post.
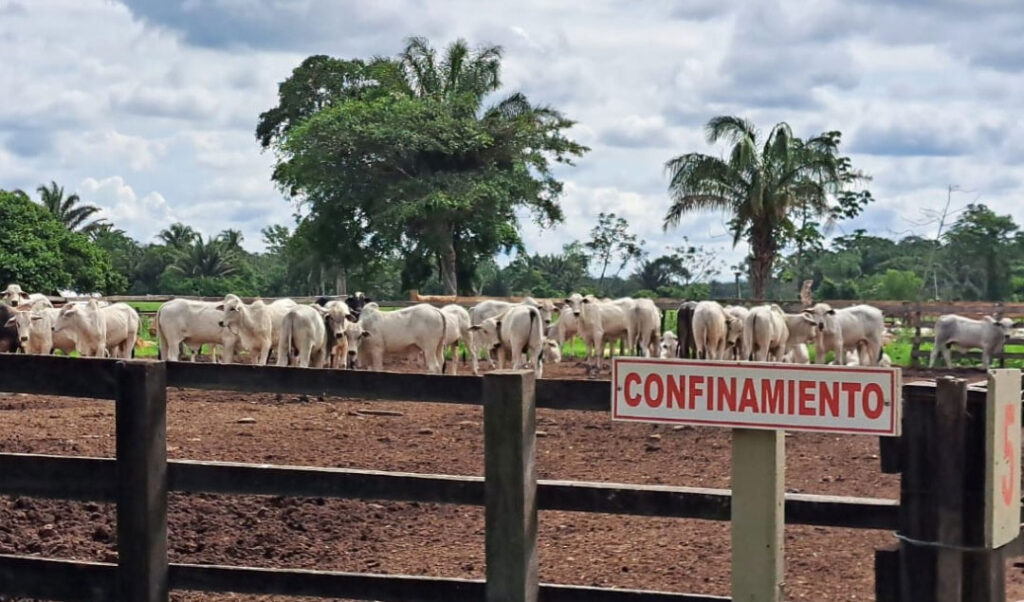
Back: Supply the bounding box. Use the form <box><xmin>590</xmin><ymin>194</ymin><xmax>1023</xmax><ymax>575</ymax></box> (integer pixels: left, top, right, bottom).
<box><xmin>612</xmin><ymin>358</ymin><xmax>902</xmax><ymax>602</ymax></box>
<box><xmin>984</xmin><ymin>369</ymin><xmax>1021</xmax><ymax>549</ymax></box>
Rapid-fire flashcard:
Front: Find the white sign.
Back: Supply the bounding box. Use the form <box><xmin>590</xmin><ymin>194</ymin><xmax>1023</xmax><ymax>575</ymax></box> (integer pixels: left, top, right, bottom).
<box><xmin>612</xmin><ymin>358</ymin><xmax>902</xmax><ymax>436</ymax></box>
<box><xmin>985</xmin><ymin>369</ymin><xmax>1021</xmax><ymax>548</ymax></box>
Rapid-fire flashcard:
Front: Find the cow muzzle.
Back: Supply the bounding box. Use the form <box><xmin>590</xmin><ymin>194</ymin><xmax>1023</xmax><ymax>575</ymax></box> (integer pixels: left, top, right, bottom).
<box><xmin>218</xmin><ymin>321</ymin><xmax>226</xmax><ymax>327</ymax></box>
<box><xmin>19</xmin><ymin>336</ymin><xmax>28</xmax><ymax>343</ymax></box>
<box><xmin>573</xmin><ymin>311</ymin><xmax>580</xmax><ymax>317</ymax></box>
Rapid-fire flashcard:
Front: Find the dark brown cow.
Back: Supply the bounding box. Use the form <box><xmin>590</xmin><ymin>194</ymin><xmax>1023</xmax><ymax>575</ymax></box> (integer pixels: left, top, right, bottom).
<box><xmin>675</xmin><ymin>301</ymin><xmax>698</xmax><ymax>359</ymax></box>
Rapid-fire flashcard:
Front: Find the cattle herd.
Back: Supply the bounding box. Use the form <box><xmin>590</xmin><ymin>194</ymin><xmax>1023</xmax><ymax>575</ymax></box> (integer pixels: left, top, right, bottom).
<box><xmin>0</xmin><ymin>283</ymin><xmax>1018</xmax><ymax>373</ymax></box>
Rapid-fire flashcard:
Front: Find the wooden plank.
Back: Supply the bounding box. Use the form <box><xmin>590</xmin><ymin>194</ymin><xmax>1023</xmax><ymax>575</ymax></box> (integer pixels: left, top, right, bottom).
<box><xmin>170</xmin><ymin>562</ymin><xmax>722</xmax><ymax>601</ymax></box>
<box><xmin>731</xmin><ymin>429</ymin><xmax>784</xmax><ymax>602</ymax></box>
<box><xmin>0</xmin><ymin>354</ymin><xmax>117</xmax><ymax>399</ymax></box>
<box><xmin>484</xmin><ymin>370</ymin><xmax>538</xmax><ymax>602</ymax></box>
<box><xmin>0</xmin><ymin>453</ymin><xmax>116</xmax><ymax>501</ymax></box>
<box><xmin>874</xmin><ymin>548</ymin><xmax>900</xmax><ymax>602</ymax></box>
<box><xmin>934</xmin><ymin>376</ymin><xmax>966</xmax><ymax>602</ymax></box>
<box><xmin>166</xmin><ymin>361</ymin><xmax>483</xmax><ymax>405</ymax></box>
<box><xmin>984</xmin><ymin>369</ymin><xmax>1021</xmax><ymax>548</ymax></box>
<box><xmin>535</xmin><ymin>378</ymin><xmax>609</xmax><ymax>411</ymax></box>
<box><xmin>115</xmin><ymin>360</ymin><xmax>168</xmax><ymax>602</ymax></box>
<box><xmin>0</xmin><ymin>554</ymin><xmax>115</xmax><ymax>601</ymax></box>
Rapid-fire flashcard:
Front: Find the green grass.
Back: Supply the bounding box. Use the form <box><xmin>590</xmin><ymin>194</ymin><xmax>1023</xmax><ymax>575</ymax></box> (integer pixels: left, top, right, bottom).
<box><xmin>127</xmin><ymin>301</ymin><xmax>164</xmax><ymax>313</ymax></box>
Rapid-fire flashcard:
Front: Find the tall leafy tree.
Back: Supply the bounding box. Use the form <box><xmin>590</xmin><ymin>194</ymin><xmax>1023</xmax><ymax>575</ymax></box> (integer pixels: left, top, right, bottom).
<box><xmin>663</xmin><ymin>116</ymin><xmax>869</xmax><ymax>298</ymax></box>
<box><xmin>943</xmin><ymin>204</ymin><xmax>1019</xmax><ymax>300</ymax></box>
<box><xmin>37</xmin><ymin>181</ymin><xmax>107</xmax><ymax>235</ymax></box>
<box><xmin>166</xmin><ymin>237</ymin><xmax>238</xmax><ymax>279</ymax></box>
<box><xmin>262</xmin><ymin>37</ymin><xmax>587</xmax><ymax>295</ymax></box>
<box><xmin>585</xmin><ymin>212</ymin><xmax>644</xmax><ymax>294</ymax></box>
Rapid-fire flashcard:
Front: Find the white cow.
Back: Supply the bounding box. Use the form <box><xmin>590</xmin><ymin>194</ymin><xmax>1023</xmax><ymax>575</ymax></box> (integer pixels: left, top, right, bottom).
<box><xmin>723</xmin><ymin>305</ymin><xmax>749</xmax><ymax>360</ymax></box>
<box><xmin>1</xmin><ymin>284</ymin><xmax>52</xmax><ymax>308</ymax></box>
<box><xmin>660</xmin><ymin>330</ymin><xmax>679</xmax><ymax>359</ymax></box>
<box><xmin>276</xmin><ymin>304</ymin><xmax>339</xmax><ymax>368</ymax></box>
<box><xmin>217</xmin><ymin>295</ymin><xmax>274</xmax><ymax>365</ymax></box>
<box><xmin>469</xmin><ymin>304</ymin><xmax>544</xmax><ymax>377</ymax></box>
<box><xmin>633</xmin><ymin>298</ymin><xmax>662</xmax><ymax>357</ymax></box>
<box><xmin>468</xmin><ymin>297</ymin><xmax>552</xmax><ymax>373</ymax></box>
<box><xmin>542</xmin><ymin>338</ymin><xmax>563</xmax><ymax>363</ymax></box>
<box><xmin>440</xmin><ymin>304</ymin><xmax>472</xmax><ymax>375</ymax></box>
<box><xmin>692</xmin><ymin>301</ymin><xmax>738</xmax><ymax>360</ymax></box>
<box><xmin>742</xmin><ymin>305</ymin><xmax>789</xmax><ymax>362</ymax></box>
<box><xmin>570</xmin><ymin>295</ymin><xmax>636</xmax><ymax>369</ymax></box>
<box><xmin>805</xmin><ymin>303</ymin><xmax>885</xmax><ymax>366</ymax></box>
<box><xmin>781</xmin><ymin>311</ymin><xmax>819</xmax><ymax>358</ymax></box>
<box><xmin>929</xmin><ymin>314</ymin><xmax>1014</xmax><ymax>370</ymax></box>
<box><xmin>4</xmin><ymin>307</ymin><xmax>75</xmax><ymax>355</ymax></box>
<box><xmin>53</xmin><ymin>300</ymin><xmax>139</xmax><ymax>358</ymax></box>
<box><xmin>553</xmin><ymin>297</ymin><xmax>594</xmax><ymax>361</ymax></box>
<box><xmin>349</xmin><ymin>303</ymin><xmax>447</xmax><ymax>373</ymax></box>
<box><xmin>156</xmin><ymin>299</ymin><xmax>233</xmax><ymax>362</ymax></box>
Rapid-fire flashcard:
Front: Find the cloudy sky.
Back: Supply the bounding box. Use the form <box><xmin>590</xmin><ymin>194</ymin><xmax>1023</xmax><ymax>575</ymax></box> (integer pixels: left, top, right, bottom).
<box><xmin>3</xmin><ymin>0</ymin><xmax>1023</xmax><ymax>276</ymax></box>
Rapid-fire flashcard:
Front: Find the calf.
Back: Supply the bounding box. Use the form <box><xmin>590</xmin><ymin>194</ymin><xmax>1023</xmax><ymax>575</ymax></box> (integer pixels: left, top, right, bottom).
<box><xmin>742</xmin><ymin>305</ymin><xmax>789</xmax><ymax>362</ymax></box>
<box><xmin>693</xmin><ymin>301</ymin><xmax>742</xmax><ymax>360</ymax></box>
<box><xmin>929</xmin><ymin>314</ymin><xmax>1014</xmax><ymax>370</ymax></box>
<box><xmin>469</xmin><ymin>304</ymin><xmax>544</xmax><ymax>377</ymax></box>
<box><xmin>1</xmin><ymin>284</ymin><xmax>52</xmax><ymax>308</ymax></box>
<box><xmin>542</xmin><ymin>338</ymin><xmax>562</xmax><ymax>363</ymax></box>
<box><xmin>723</xmin><ymin>305</ymin><xmax>749</xmax><ymax>359</ymax></box>
<box><xmin>440</xmin><ymin>304</ymin><xmax>472</xmax><ymax>375</ymax></box>
<box><xmin>347</xmin><ymin>303</ymin><xmax>447</xmax><ymax>373</ymax></box>
<box><xmin>54</xmin><ymin>300</ymin><xmax>139</xmax><ymax>358</ymax></box>
<box><xmin>5</xmin><ymin>307</ymin><xmax>74</xmax><ymax>355</ymax></box>
<box><xmin>157</xmin><ymin>298</ymin><xmax>232</xmax><ymax>362</ymax></box>
<box><xmin>569</xmin><ymin>295</ymin><xmax>636</xmax><ymax>369</ymax></box>
<box><xmin>659</xmin><ymin>330</ymin><xmax>678</xmax><ymax>359</ymax></box>
<box><xmin>805</xmin><ymin>303</ymin><xmax>885</xmax><ymax>366</ymax></box>
<box><xmin>675</xmin><ymin>301</ymin><xmax>698</xmax><ymax>359</ymax></box>
<box><xmin>217</xmin><ymin>295</ymin><xmax>274</xmax><ymax>364</ymax></box>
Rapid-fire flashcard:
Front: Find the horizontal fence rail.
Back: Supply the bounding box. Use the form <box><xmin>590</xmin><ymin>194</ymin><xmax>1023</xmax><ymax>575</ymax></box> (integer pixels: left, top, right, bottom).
<box><xmin>0</xmin><ymin>454</ymin><xmax>899</xmax><ymax>530</ymax></box>
<box><xmin>0</xmin><ymin>555</ymin><xmax>727</xmax><ymax>602</ymax></box>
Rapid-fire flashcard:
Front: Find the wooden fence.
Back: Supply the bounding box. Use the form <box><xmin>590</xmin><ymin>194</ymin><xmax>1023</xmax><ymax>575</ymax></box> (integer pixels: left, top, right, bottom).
<box><xmin>0</xmin><ymin>356</ymin><xmax>1017</xmax><ymax>601</ymax></box>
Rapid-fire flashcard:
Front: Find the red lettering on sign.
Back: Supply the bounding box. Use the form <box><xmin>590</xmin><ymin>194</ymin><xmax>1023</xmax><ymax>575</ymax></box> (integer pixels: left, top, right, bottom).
<box><xmin>819</xmin><ymin>381</ymin><xmax>839</xmax><ymax>417</ymax></box>
<box><xmin>787</xmin><ymin>380</ymin><xmax>796</xmax><ymax>414</ymax></box>
<box><xmin>738</xmin><ymin>379</ymin><xmax>757</xmax><ymax>413</ymax></box>
<box><xmin>644</xmin><ymin>374</ymin><xmax>662</xmax><ymax>408</ymax></box>
<box><xmin>761</xmin><ymin>379</ymin><xmax>784</xmax><ymax>414</ymax></box>
<box><xmin>862</xmin><ymin>383</ymin><xmax>884</xmax><ymax>420</ymax></box>
<box><xmin>717</xmin><ymin>377</ymin><xmax>736</xmax><ymax>412</ymax></box>
<box><xmin>1004</xmin><ymin>403</ymin><xmax>1016</xmax><ymax>507</ymax></box>
<box><xmin>689</xmin><ymin>376</ymin><xmax>705</xmax><ymax>411</ymax></box>
<box><xmin>798</xmin><ymin>380</ymin><xmax>815</xmax><ymax>416</ymax></box>
<box><xmin>665</xmin><ymin>375</ymin><xmax>685</xmax><ymax>409</ymax></box>
<box><xmin>841</xmin><ymin>382</ymin><xmax>861</xmax><ymax>418</ymax></box>
<box><xmin>624</xmin><ymin>373</ymin><xmax>642</xmax><ymax>407</ymax></box>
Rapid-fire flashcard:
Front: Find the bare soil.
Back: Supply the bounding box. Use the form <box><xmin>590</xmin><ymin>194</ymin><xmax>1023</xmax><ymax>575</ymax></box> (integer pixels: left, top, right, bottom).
<box><xmin>0</xmin><ymin>357</ymin><xmax>1017</xmax><ymax>601</ymax></box>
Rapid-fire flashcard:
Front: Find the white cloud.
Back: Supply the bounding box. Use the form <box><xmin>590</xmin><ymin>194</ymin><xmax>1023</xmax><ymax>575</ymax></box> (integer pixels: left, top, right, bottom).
<box><xmin>0</xmin><ymin>0</ymin><xmax>1021</xmax><ymax>276</ymax></box>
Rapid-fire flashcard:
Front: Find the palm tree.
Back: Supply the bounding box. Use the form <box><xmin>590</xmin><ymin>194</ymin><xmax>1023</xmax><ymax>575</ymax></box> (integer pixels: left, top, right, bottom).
<box><xmin>166</xmin><ymin>237</ymin><xmax>238</xmax><ymax>279</ymax></box>
<box><xmin>37</xmin><ymin>181</ymin><xmax>107</xmax><ymax>235</ymax></box>
<box><xmin>157</xmin><ymin>223</ymin><xmax>200</xmax><ymax>250</ymax></box>
<box><xmin>217</xmin><ymin>229</ymin><xmax>244</xmax><ymax>252</ymax></box>
<box><xmin>663</xmin><ymin>116</ymin><xmax>863</xmax><ymax>298</ymax></box>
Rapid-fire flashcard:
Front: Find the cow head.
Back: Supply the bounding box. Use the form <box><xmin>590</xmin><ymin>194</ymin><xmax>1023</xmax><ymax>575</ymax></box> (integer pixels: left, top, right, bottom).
<box><xmin>340</xmin><ymin>321</ymin><xmax>370</xmax><ymax>364</ymax></box>
<box><xmin>536</xmin><ymin>299</ymin><xmax>555</xmax><ymax>327</ymax></box>
<box><xmin>541</xmin><ymin>338</ymin><xmax>561</xmax><ymax>363</ymax></box>
<box><xmin>317</xmin><ymin>301</ymin><xmax>356</xmax><ymax>338</ymax></box>
<box><xmin>2</xmin><ymin>284</ymin><xmax>29</xmax><ymax>307</ymax></box>
<box><xmin>344</xmin><ymin>292</ymin><xmax>371</xmax><ymax>319</ymax></box>
<box><xmin>986</xmin><ymin>316</ymin><xmax>1014</xmax><ymax>341</ymax></box>
<box><xmin>469</xmin><ymin>317</ymin><xmax>502</xmax><ymax>351</ymax></box>
<box><xmin>7</xmin><ymin>309</ymin><xmax>43</xmax><ymax>345</ymax></box>
<box><xmin>802</xmin><ymin>303</ymin><xmax>836</xmax><ymax>332</ymax></box>
<box><xmin>725</xmin><ymin>315</ymin><xmax>743</xmax><ymax>345</ymax></box>
<box><xmin>564</xmin><ymin>293</ymin><xmax>585</xmax><ymax>317</ymax></box>
<box><xmin>216</xmin><ymin>294</ymin><xmax>246</xmax><ymax>331</ymax></box>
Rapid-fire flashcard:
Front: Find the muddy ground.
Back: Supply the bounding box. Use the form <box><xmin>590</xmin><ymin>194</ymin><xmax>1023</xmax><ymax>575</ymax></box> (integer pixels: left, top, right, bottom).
<box><xmin>0</xmin><ymin>358</ymin><xmax>1018</xmax><ymax>601</ymax></box>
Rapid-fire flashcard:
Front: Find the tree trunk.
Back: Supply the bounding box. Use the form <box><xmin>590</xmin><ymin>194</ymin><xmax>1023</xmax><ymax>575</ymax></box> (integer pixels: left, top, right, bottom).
<box><xmin>335</xmin><ymin>267</ymin><xmax>347</xmax><ymax>296</ymax></box>
<box><xmin>440</xmin><ymin>233</ymin><xmax>458</xmax><ymax>295</ymax></box>
<box><xmin>749</xmin><ymin>227</ymin><xmax>776</xmax><ymax>300</ymax></box>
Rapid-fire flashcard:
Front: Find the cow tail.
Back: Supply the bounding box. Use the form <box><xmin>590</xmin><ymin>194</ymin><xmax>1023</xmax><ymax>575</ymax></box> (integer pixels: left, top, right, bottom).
<box><xmin>746</xmin><ymin>312</ymin><xmax>757</xmax><ymax>361</ymax></box>
<box><xmin>676</xmin><ymin>309</ymin><xmax>684</xmax><ymax>358</ymax></box>
<box><xmin>155</xmin><ymin>308</ymin><xmax>164</xmax><ymax>361</ymax></box>
<box><xmin>436</xmin><ymin>307</ymin><xmax>448</xmax><ymax>374</ymax></box>
<box><xmin>531</xmin><ymin>307</ymin><xmax>543</xmax><ymax>367</ymax></box>
<box><xmin>276</xmin><ymin>314</ymin><xmax>293</xmax><ymax>367</ymax></box>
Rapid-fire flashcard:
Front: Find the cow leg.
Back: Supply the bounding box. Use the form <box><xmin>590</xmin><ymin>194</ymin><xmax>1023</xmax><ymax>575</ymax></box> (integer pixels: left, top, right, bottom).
<box><xmin>448</xmin><ymin>344</ymin><xmax>458</xmax><ymax>375</ymax></box>
<box><xmin>943</xmin><ymin>344</ymin><xmax>953</xmax><ymax>368</ymax></box>
<box><xmin>928</xmin><ymin>343</ymin><xmax>939</xmax><ymax>368</ymax></box>
<box><xmin>981</xmin><ymin>349</ymin><xmax>991</xmax><ymax>370</ymax></box>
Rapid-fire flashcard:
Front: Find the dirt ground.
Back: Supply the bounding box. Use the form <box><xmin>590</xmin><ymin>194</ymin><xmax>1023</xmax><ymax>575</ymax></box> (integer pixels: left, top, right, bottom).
<box><xmin>0</xmin><ymin>358</ymin><xmax>1018</xmax><ymax>602</ymax></box>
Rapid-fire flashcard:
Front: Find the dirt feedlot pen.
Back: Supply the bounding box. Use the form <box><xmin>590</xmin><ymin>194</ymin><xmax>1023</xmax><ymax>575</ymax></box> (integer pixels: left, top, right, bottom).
<box><xmin>0</xmin><ymin>355</ymin><xmax>1019</xmax><ymax>601</ymax></box>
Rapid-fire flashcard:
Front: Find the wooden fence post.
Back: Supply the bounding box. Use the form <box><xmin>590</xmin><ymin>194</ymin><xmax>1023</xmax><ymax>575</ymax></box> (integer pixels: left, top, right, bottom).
<box><xmin>115</xmin><ymin>360</ymin><xmax>168</xmax><ymax>602</ymax></box>
<box><xmin>483</xmin><ymin>370</ymin><xmax>538</xmax><ymax>602</ymax></box>
<box><xmin>731</xmin><ymin>429</ymin><xmax>784</xmax><ymax>602</ymax></box>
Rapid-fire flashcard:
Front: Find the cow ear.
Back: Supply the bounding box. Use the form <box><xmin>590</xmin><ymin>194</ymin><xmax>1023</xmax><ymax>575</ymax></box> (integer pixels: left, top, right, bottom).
<box><xmin>346</xmin><ymin>314</ymin><xmax>358</xmax><ymax>323</ymax></box>
<box><xmin>30</xmin><ymin>315</ymin><xmax>42</xmax><ymax>321</ymax></box>
<box><xmin>313</xmin><ymin>305</ymin><xmax>328</xmax><ymax>315</ymax></box>
<box><xmin>3</xmin><ymin>317</ymin><xmax>14</xmax><ymax>327</ymax></box>
<box><xmin>360</xmin><ymin>331</ymin><xmax>371</xmax><ymax>339</ymax></box>
<box><xmin>582</xmin><ymin>298</ymin><xmax>590</xmax><ymax>304</ymax></box>
<box><xmin>469</xmin><ymin>325</ymin><xmax>481</xmax><ymax>331</ymax></box>
<box><xmin>214</xmin><ymin>304</ymin><xmax>224</xmax><ymax>310</ymax></box>
<box><xmin>826</xmin><ymin>309</ymin><xmax>836</xmax><ymax>315</ymax></box>
<box><xmin>495</xmin><ymin>320</ymin><xmax>502</xmax><ymax>331</ymax></box>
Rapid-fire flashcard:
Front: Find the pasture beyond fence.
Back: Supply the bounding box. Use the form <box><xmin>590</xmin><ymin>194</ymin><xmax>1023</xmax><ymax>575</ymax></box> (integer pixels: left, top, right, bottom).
<box><xmin>0</xmin><ymin>356</ymin><xmax>1019</xmax><ymax>601</ymax></box>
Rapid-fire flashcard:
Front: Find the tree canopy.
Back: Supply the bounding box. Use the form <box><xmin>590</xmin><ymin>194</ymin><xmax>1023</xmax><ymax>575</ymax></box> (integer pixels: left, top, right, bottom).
<box><xmin>259</xmin><ymin>37</ymin><xmax>588</xmax><ymax>295</ymax></box>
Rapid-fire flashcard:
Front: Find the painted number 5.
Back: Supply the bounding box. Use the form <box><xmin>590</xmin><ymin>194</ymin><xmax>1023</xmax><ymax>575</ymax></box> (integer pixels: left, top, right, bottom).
<box><xmin>1003</xmin><ymin>403</ymin><xmax>1017</xmax><ymax>508</ymax></box>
